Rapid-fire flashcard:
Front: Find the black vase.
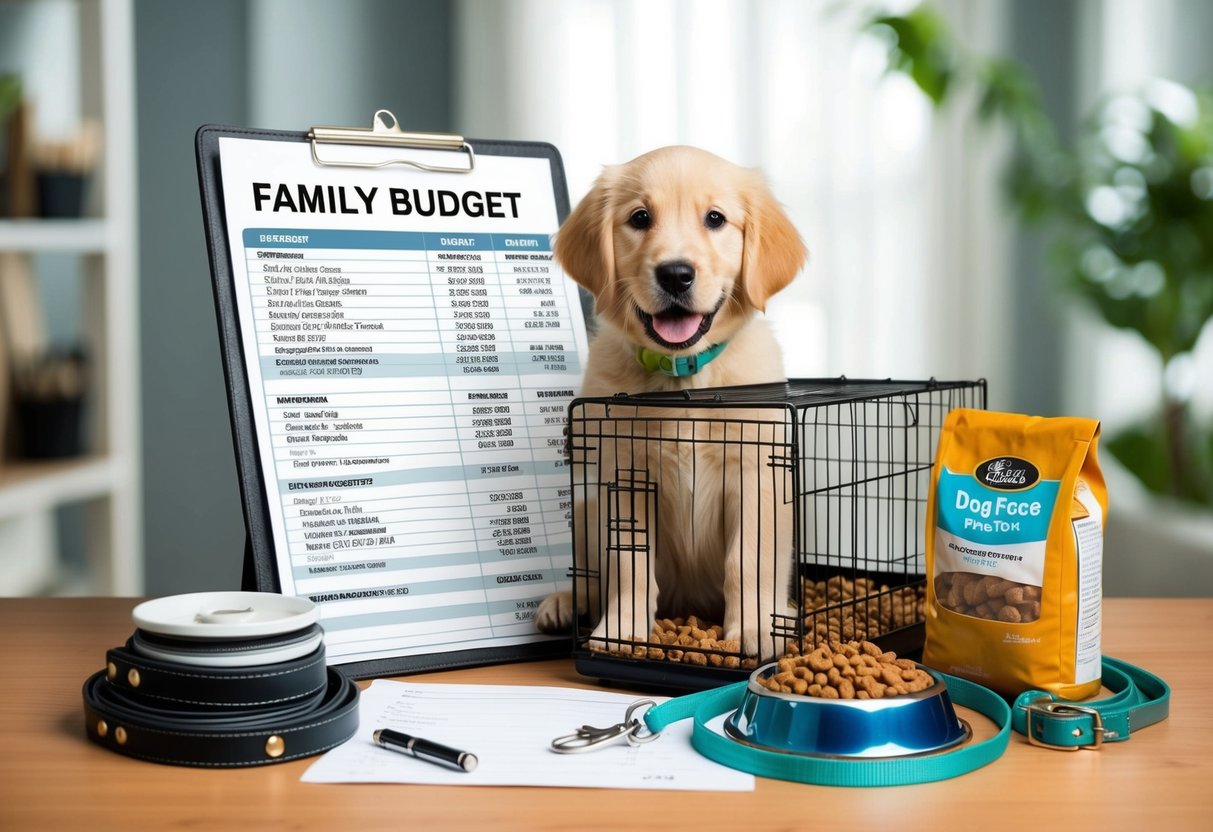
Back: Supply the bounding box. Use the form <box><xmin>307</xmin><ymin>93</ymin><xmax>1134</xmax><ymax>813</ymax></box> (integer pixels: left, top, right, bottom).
<box><xmin>16</xmin><ymin>397</ymin><xmax>85</xmax><ymax>458</ymax></box>
<box><xmin>36</xmin><ymin>172</ymin><xmax>88</xmax><ymax>218</ymax></box>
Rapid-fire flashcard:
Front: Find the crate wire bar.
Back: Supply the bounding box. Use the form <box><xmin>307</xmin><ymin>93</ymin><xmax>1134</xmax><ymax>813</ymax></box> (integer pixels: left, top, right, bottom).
<box><xmin>566</xmin><ymin>378</ymin><xmax>987</xmax><ymax>691</ymax></box>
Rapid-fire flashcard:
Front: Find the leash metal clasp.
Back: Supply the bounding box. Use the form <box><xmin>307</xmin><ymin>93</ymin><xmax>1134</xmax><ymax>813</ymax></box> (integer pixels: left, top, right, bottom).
<box><xmin>550</xmin><ymin>699</ymin><xmax>661</xmax><ymax>754</ymax></box>
<box><xmin>1024</xmin><ymin>699</ymin><xmax>1108</xmax><ymax>751</ymax></box>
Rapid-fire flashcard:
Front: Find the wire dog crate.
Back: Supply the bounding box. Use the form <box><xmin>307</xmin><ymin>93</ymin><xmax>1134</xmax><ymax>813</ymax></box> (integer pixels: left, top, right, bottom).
<box><xmin>565</xmin><ymin>377</ymin><xmax>987</xmax><ymax>690</ymax></box>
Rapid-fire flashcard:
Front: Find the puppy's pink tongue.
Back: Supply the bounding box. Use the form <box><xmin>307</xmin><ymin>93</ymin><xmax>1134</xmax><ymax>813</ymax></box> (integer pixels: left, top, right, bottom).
<box><xmin>652</xmin><ymin>313</ymin><xmax>704</xmax><ymax>345</ymax></box>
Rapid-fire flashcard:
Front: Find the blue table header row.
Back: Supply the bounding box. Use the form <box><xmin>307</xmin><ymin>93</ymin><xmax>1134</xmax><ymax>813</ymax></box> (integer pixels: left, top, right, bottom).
<box><xmin>244</xmin><ymin>228</ymin><xmax>552</xmax><ymax>252</ymax></box>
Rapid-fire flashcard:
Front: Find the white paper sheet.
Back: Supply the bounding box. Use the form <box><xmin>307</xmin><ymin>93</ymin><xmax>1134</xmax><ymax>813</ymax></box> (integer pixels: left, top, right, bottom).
<box><xmin>301</xmin><ymin>680</ymin><xmax>754</xmax><ymax>791</ymax></box>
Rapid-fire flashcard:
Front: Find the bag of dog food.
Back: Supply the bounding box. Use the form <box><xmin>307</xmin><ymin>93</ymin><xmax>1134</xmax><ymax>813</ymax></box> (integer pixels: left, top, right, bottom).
<box><xmin>923</xmin><ymin>409</ymin><xmax>1106</xmax><ymax>699</ymax></box>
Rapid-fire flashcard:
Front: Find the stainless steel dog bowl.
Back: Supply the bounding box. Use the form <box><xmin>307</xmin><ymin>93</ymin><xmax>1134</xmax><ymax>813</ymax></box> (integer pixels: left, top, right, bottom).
<box><xmin>724</xmin><ymin>662</ymin><xmax>970</xmax><ymax>758</ymax></box>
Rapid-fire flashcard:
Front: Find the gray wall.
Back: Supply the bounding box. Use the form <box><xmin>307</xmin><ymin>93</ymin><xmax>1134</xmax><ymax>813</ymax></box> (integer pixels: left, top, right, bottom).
<box><xmin>135</xmin><ymin>0</ymin><xmax>452</xmax><ymax>594</ymax></box>
<box><xmin>1007</xmin><ymin>0</ymin><xmax>1078</xmax><ymax>418</ymax></box>
<box><xmin>135</xmin><ymin>0</ymin><xmax>251</xmax><ymax>594</ymax></box>
<box><xmin>1169</xmin><ymin>0</ymin><xmax>1213</xmax><ymax>87</ymax></box>
<box><xmin>249</xmin><ymin>0</ymin><xmax>453</xmax><ymax>134</ymax></box>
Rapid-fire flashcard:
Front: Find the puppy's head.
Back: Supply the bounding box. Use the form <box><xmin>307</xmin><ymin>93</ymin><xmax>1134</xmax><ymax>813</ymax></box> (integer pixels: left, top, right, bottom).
<box><xmin>556</xmin><ymin>146</ymin><xmax>806</xmax><ymax>355</ymax></box>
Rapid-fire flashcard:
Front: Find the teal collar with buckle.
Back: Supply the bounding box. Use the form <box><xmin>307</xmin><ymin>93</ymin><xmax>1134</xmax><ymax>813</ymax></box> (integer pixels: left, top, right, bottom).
<box><xmin>635</xmin><ymin>341</ymin><xmax>728</xmax><ymax>377</ymax></box>
<box><xmin>1013</xmin><ymin>656</ymin><xmax>1171</xmax><ymax>750</ymax></box>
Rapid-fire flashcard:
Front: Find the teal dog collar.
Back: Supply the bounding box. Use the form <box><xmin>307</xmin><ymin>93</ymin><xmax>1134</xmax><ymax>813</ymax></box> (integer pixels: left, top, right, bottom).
<box><xmin>1012</xmin><ymin>656</ymin><xmax>1171</xmax><ymax>750</ymax></box>
<box><xmin>635</xmin><ymin>341</ymin><xmax>728</xmax><ymax>377</ymax></box>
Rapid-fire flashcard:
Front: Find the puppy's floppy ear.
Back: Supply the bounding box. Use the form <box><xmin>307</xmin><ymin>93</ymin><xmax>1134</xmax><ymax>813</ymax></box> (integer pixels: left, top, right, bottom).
<box><xmin>555</xmin><ymin>167</ymin><xmax>618</xmax><ymax>315</ymax></box>
<box><xmin>741</xmin><ymin>176</ymin><xmax>807</xmax><ymax>311</ymax></box>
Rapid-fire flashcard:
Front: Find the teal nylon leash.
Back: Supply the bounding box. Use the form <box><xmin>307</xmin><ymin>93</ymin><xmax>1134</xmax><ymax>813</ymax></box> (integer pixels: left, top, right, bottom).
<box><xmin>631</xmin><ymin>656</ymin><xmax>1168</xmax><ymax>785</ymax></box>
<box><xmin>642</xmin><ymin>673</ymin><xmax>1012</xmax><ymax>787</ymax></box>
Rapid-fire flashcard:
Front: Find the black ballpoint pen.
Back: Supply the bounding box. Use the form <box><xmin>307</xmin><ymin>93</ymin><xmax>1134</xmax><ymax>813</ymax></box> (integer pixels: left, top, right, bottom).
<box><xmin>373</xmin><ymin>728</ymin><xmax>479</xmax><ymax>772</ymax></box>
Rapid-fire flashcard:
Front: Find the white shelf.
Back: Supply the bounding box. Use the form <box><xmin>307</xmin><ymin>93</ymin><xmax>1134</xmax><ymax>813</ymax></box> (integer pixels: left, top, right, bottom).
<box><xmin>0</xmin><ymin>0</ymin><xmax>140</xmax><ymax>596</ymax></box>
<box><xmin>0</xmin><ymin>456</ymin><xmax>126</xmax><ymax>519</ymax></box>
<box><xmin>0</xmin><ymin>219</ymin><xmax>110</xmax><ymax>253</ymax></box>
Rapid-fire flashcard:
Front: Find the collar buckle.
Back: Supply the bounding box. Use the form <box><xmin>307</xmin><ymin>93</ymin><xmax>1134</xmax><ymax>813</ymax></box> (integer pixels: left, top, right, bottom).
<box><xmin>1024</xmin><ymin>699</ymin><xmax>1107</xmax><ymax>751</ymax></box>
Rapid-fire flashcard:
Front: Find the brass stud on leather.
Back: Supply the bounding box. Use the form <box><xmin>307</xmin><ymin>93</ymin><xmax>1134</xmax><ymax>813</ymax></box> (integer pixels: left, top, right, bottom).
<box><xmin>115</xmin><ymin>726</ymin><xmax>128</xmax><ymax>745</ymax></box>
<box><xmin>265</xmin><ymin>735</ymin><xmax>285</xmax><ymax>758</ymax></box>
<box><xmin>106</xmin><ymin>662</ymin><xmax>117</xmax><ymax>681</ymax></box>
<box><xmin>97</xmin><ymin>719</ymin><xmax>108</xmax><ymax>738</ymax></box>
<box><xmin>127</xmin><ymin>668</ymin><xmax>141</xmax><ymax>688</ymax></box>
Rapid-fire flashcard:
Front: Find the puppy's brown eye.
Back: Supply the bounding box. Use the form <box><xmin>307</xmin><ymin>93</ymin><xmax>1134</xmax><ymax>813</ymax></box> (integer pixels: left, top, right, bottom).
<box><xmin>705</xmin><ymin>210</ymin><xmax>726</xmax><ymax>229</ymax></box>
<box><xmin>628</xmin><ymin>209</ymin><xmax>652</xmax><ymax>230</ymax></box>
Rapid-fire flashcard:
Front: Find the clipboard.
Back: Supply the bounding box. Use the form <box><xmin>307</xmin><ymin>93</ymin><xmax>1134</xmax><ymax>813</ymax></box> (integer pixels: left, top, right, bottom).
<box><xmin>195</xmin><ymin>111</ymin><xmax>589</xmax><ymax>679</ymax></box>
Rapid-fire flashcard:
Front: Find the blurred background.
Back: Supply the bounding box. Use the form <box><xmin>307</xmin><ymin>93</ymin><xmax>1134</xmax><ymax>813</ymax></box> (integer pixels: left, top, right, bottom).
<box><xmin>0</xmin><ymin>0</ymin><xmax>1209</xmax><ymax>598</ymax></box>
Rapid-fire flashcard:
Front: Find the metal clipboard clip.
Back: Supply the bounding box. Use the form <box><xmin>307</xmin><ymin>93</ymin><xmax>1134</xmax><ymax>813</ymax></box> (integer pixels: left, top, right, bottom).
<box><xmin>308</xmin><ymin>109</ymin><xmax>476</xmax><ymax>173</ymax></box>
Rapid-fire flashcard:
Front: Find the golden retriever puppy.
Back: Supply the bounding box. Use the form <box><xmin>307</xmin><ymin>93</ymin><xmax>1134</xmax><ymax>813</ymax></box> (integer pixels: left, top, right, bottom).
<box><xmin>536</xmin><ymin>146</ymin><xmax>807</xmax><ymax>660</ymax></box>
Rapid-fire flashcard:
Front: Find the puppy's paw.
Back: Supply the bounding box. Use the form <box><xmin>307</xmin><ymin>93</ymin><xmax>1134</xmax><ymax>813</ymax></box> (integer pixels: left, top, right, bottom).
<box><xmin>535</xmin><ymin>591</ymin><xmax>575</xmax><ymax>633</ymax></box>
<box><xmin>731</xmin><ymin>626</ymin><xmax>775</xmax><ymax>663</ymax></box>
<box><xmin>734</xmin><ymin>627</ymin><xmax>758</xmax><ymax>660</ymax></box>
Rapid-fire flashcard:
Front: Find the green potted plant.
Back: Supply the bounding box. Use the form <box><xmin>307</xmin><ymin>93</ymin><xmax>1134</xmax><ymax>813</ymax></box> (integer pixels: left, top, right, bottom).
<box><xmin>1056</xmin><ymin>86</ymin><xmax>1213</xmax><ymax>506</ymax></box>
<box><xmin>0</xmin><ymin>74</ymin><xmax>23</xmax><ymax>216</ymax></box>
<box><xmin>865</xmin><ymin>5</ymin><xmax>1213</xmax><ymax>511</ymax></box>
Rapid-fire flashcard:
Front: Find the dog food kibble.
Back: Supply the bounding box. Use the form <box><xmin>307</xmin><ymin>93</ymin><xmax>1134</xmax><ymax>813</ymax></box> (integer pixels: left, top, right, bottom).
<box><xmin>760</xmin><ymin>641</ymin><xmax>934</xmax><ymax>699</ymax></box>
<box><xmin>588</xmin><ymin>615</ymin><xmax>758</xmax><ymax>669</ymax></box>
<box><xmin>641</xmin><ymin>616</ymin><xmax>755</xmax><ymax>669</ymax></box>
<box><xmin>597</xmin><ymin>576</ymin><xmax>928</xmax><ymax>667</ymax></box>
<box><xmin>802</xmin><ymin>576</ymin><xmax>926</xmax><ymax>645</ymax></box>
<box><xmin>933</xmin><ymin>572</ymin><xmax>1042</xmax><ymax>622</ymax></box>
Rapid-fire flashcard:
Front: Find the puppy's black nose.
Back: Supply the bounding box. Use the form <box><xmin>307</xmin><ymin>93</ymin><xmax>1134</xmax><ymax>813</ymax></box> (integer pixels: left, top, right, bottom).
<box><xmin>655</xmin><ymin>260</ymin><xmax>695</xmax><ymax>295</ymax></box>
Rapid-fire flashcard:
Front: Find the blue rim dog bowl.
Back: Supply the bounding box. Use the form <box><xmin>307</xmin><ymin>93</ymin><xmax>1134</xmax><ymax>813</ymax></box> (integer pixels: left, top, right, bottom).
<box><xmin>724</xmin><ymin>662</ymin><xmax>971</xmax><ymax>758</ymax></box>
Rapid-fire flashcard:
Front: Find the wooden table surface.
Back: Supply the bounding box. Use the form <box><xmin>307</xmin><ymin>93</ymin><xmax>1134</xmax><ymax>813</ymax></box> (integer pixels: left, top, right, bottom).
<box><xmin>0</xmin><ymin>596</ymin><xmax>1209</xmax><ymax>831</ymax></box>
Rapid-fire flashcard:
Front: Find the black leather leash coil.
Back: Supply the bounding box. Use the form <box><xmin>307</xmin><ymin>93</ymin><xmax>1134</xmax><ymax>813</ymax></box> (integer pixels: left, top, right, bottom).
<box><xmin>103</xmin><ymin>637</ymin><xmax>329</xmax><ymax>708</ymax></box>
<box><xmin>82</xmin><ymin>638</ymin><xmax>359</xmax><ymax>767</ymax></box>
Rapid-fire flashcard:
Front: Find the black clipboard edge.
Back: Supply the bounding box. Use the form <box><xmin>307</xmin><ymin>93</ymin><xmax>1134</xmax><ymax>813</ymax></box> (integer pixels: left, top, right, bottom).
<box><xmin>194</xmin><ymin>124</ymin><xmax>579</xmax><ymax>679</ymax></box>
<box><xmin>336</xmin><ymin>639</ymin><xmax>572</xmax><ymax>682</ymax></box>
<box><xmin>196</xmin><ymin>125</ymin><xmax>286</xmax><ymax>594</ymax></box>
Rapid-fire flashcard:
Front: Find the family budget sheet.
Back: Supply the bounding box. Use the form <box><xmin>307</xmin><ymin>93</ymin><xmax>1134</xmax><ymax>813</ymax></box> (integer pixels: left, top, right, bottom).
<box><xmin>216</xmin><ymin>136</ymin><xmax>588</xmax><ymax>665</ymax></box>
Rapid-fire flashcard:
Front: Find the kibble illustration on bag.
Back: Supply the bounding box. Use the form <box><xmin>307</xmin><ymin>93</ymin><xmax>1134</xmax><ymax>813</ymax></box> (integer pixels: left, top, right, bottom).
<box><xmin>924</xmin><ymin>409</ymin><xmax>1106</xmax><ymax>699</ymax></box>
